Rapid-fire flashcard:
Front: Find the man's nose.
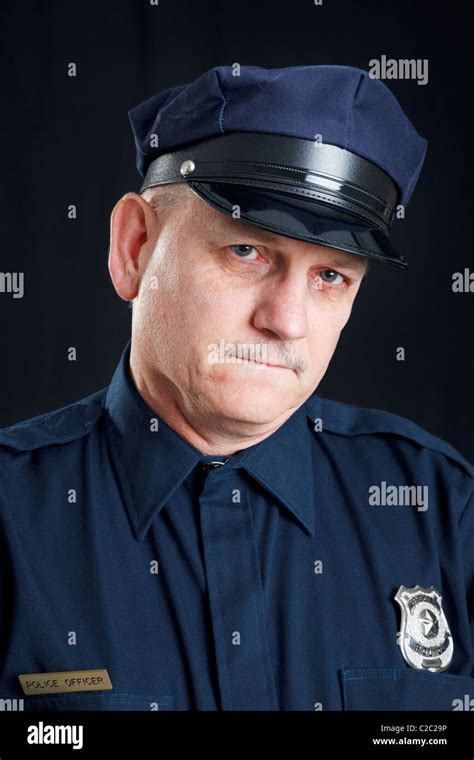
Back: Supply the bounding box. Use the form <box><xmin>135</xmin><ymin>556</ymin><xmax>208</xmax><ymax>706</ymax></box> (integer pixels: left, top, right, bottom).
<box><xmin>252</xmin><ymin>275</ymin><xmax>309</xmax><ymax>342</ymax></box>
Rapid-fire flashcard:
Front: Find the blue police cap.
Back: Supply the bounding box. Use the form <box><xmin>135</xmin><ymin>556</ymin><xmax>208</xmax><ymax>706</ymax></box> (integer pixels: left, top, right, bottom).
<box><xmin>128</xmin><ymin>65</ymin><xmax>428</xmax><ymax>269</ymax></box>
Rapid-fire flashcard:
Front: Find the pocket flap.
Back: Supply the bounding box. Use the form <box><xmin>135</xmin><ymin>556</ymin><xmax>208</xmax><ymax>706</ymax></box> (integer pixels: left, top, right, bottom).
<box><xmin>341</xmin><ymin>668</ymin><xmax>474</xmax><ymax>711</ymax></box>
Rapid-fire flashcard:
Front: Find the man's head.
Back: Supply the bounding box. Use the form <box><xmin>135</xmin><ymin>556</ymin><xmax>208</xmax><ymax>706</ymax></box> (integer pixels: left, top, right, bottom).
<box><xmin>113</xmin><ymin>64</ymin><xmax>426</xmax><ymax>449</ymax></box>
<box><xmin>108</xmin><ymin>183</ymin><xmax>368</xmax><ymax>431</ymax></box>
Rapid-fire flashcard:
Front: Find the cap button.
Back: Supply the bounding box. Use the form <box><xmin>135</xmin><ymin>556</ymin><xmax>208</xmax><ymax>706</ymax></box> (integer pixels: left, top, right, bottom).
<box><xmin>180</xmin><ymin>159</ymin><xmax>196</xmax><ymax>177</ymax></box>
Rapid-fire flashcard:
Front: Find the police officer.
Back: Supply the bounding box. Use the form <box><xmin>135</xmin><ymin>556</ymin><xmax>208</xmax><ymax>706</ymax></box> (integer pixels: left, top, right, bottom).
<box><xmin>1</xmin><ymin>64</ymin><xmax>473</xmax><ymax>712</ymax></box>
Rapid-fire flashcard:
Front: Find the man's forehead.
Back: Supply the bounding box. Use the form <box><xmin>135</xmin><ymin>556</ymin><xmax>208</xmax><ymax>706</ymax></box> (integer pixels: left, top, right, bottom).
<box><xmin>203</xmin><ymin>209</ymin><xmax>368</xmax><ymax>273</ymax></box>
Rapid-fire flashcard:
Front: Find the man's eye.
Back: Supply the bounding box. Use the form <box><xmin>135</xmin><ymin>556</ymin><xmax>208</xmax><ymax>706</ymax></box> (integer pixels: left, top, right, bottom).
<box><xmin>229</xmin><ymin>244</ymin><xmax>261</xmax><ymax>261</ymax></box>
<box><xmin>318</xmin><ymin>269</ymin><xmax>344</xmax><ymax>285</ymax></box>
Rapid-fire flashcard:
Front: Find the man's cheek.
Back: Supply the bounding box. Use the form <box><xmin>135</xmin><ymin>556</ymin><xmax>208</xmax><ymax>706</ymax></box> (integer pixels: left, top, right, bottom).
<box><xmin>310</xmin><ymin>329</ymin><xmax>341</xmax><ymax>364</ymax></box>
<box><xmin>328</xmin><ymin>301</ymin><xmax>354</xmax><ymax>332</ymax></box>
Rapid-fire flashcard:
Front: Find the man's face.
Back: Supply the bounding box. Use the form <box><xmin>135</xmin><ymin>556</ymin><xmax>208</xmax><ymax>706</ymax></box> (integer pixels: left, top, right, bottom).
<box><xmin>121</xmin><ymin>190</ymin><xmax>367</xmax><ymax>427</ymax></box>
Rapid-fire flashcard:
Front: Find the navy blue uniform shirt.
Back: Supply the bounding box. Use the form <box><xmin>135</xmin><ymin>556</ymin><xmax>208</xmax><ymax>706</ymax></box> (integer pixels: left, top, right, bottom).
<box><xmin>1</xmin><ymin>339</ymin><xmax>473</xmax><ymax>711</ymax></box>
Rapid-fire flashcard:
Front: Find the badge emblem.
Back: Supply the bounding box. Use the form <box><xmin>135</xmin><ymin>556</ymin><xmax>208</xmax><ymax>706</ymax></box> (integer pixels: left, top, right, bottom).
<box><xmin>395</xmin><ymin>585</ymin><xmax>453</xmax><ymax>672</ymax></box>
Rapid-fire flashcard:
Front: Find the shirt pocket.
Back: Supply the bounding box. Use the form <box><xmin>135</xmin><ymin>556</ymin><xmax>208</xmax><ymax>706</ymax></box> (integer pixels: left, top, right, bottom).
<box><xmin>341</xmin><ymin>668</ymin><xmax>474</xmax><ymax>711</ymax></box>
<box><xmin>23</xmin><ymin>692</ymin><xmax>173</xmax><ymax>711</ymax></box>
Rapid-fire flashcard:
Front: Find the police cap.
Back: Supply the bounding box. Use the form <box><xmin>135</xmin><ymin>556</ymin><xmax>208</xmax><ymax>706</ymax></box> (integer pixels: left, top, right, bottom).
<box><xmin>128</xmin><ymin>64</ymin><xmax>428</xmax><ymax>269</ymax></box>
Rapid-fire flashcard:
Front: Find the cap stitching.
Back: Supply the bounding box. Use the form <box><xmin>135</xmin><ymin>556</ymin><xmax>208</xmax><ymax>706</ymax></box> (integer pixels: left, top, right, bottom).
<box><xmin>347</xmin><ymin>70</ymin><xmax>367</xmax><ymax>149</ymax></box>
<box><xmin>214</xmin><ymin>68</ymin><xmax>228</xmax><ymax>134</ymax></box>
<box><xmin>190</xmin><ymin>158</ymin><xmax>391</xmax><ymax>205</ymax></box>
<box><xmin>193</xmin><ymin>175</ymin><xmax>387</xmax><ymax>227</ymax></box>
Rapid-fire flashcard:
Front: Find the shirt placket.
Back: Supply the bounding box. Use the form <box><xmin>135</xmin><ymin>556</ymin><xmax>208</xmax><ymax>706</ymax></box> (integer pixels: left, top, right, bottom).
<box><xmin>198</xmin><ymin>464</ymin><xmax>278</xmax><ymax>710</ymax></box>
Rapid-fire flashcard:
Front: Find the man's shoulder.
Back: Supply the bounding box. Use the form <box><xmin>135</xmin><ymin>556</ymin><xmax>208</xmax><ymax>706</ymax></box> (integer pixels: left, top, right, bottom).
<box><xmin>304</xmin><ymin>393</ymin><xmax>474</xmax><ymax>478</ymax></box>
<box><xmin>0</xmin><ymin>387</ymin><xmax>108</xmax><ymax>453</ymax></box>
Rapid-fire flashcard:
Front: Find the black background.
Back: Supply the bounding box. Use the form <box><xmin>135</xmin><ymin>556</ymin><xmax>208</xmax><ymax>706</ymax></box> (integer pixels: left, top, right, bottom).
<box><xmin>0</xmin><ymin>0</ymin><xmax>472</xmax><ymax>459</ymax></box>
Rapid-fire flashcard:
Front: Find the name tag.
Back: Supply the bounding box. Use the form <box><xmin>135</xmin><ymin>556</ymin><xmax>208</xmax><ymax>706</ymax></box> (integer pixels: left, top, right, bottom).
<box><xmin>18</xmin><ymin>669</ymin><xmax>113</xmax><ymax>695</ymax></box>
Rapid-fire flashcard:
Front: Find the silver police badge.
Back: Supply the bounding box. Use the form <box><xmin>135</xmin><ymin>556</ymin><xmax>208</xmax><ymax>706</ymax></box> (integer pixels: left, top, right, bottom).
<box><xmin>395</xmin><ymin>585</ymin><xmax>453</xmax><ymax>672</ymax></box>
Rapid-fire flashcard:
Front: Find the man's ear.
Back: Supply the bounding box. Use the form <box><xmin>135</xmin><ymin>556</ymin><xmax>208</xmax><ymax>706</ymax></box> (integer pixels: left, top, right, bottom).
<box><xmin>108</xmin><ymin>192</ymin><xmax>157</xmax><ymax>302</ymax></box>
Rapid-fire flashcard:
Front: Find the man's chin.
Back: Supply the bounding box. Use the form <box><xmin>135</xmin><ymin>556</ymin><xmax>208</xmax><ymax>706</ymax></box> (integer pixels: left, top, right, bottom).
<box><xmin>207</xmin><ymin>388</ymin><xmax>302</xmax><ymax>427</ymax></box>
<box><xmin>203</xmin><ymin>363</ymin><xmax>308</xmax><ymax>422</ymax></box>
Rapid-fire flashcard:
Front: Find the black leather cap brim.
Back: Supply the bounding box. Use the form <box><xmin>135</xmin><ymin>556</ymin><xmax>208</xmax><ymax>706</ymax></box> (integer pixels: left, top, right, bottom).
<box><xmin>187</xmin><ymin>180</ymin><xmax>407</xmax><ymax>270</ymax></box>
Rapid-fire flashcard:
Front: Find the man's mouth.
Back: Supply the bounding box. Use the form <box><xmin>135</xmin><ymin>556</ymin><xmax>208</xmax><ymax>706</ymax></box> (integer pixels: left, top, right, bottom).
<box><xmin>240</xmin><ymin>358</ymin><xmax>292</xmax><ymax>371</ymax></box>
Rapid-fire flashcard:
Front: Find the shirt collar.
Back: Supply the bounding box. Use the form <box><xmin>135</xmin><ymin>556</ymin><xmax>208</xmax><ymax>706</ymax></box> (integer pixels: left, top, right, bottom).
<box><xmin>104</xmin><ymin>340</ymin><xmax>317</xmax><ymax>541</ymax></box>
